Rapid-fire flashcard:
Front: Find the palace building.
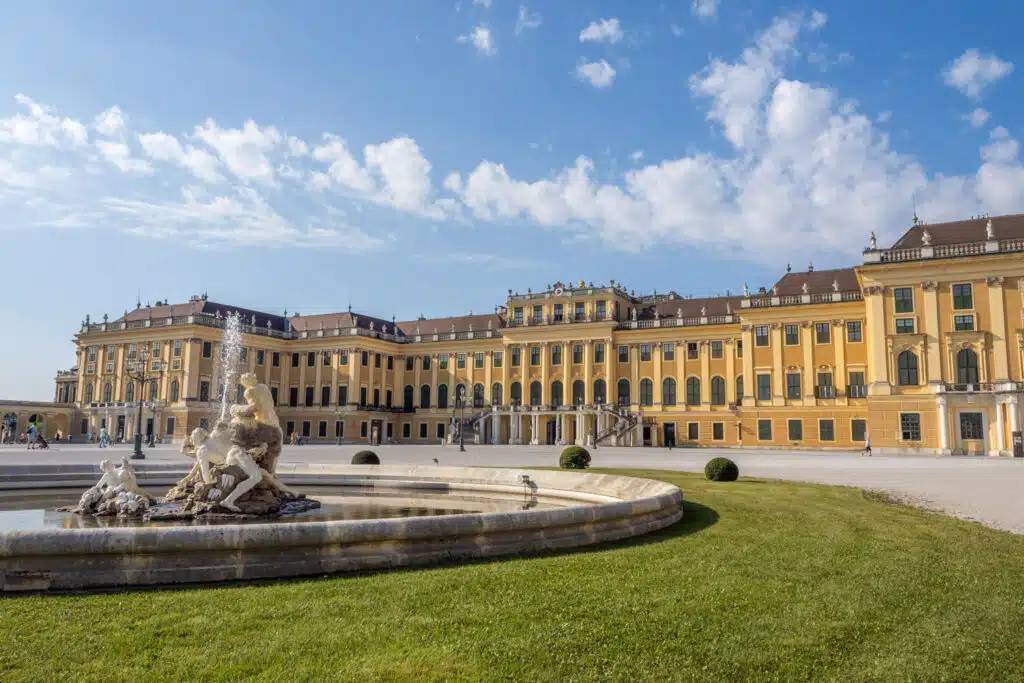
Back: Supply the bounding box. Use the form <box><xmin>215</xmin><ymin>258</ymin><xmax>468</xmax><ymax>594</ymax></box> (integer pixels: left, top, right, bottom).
<box><xmin>31</xmin><ymin>213</ymin><xmax>1024</xmax><ymax>456</ymax></box>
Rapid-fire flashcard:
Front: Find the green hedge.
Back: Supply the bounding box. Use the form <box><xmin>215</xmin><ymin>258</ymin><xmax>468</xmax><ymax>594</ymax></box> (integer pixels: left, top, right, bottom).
<box><xmin>704</xmin><ymin>456</ymin><xmax>739</xmax><ymax>482</ymax></box>
<box><xmin>352</xmin><ymin>450</ymin><xmax>380</xmax><ymax>465</ymax></box>
<box><xmin>559</xmin><ymin>446</ymin><xmax>592</xmax><ymax>470</ymax></box>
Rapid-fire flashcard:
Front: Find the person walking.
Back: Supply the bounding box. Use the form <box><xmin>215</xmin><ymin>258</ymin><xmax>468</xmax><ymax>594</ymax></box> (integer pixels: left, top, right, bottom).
<box><xmin>863</xmin><ymin>434</ymin><xmax>872</xmax><ymax>457</ymax></box>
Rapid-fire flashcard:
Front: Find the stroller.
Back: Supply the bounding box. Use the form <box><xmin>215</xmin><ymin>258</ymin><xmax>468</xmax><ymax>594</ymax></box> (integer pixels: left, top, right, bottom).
<box><xmin>36</xmin><ymin>433</ymin><xmax>50</xmax><ymax>450</ymax></box>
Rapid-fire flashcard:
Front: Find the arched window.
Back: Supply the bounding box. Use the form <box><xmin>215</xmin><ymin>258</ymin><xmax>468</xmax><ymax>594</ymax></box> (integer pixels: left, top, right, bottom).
<box><xmin>662</xmin><ymin>378</ymin><xmax>676</xmax><ymax>406</ymax></box>
<box><xmin>170</xmin><ymin>379</ymin><xmax>180</xmax><ymax>403</ymax></box>
<box><xmin>420</xmin><ymin>384</ymin><xmax>431</xmax><ymax>408</ymax></box>
<box><xmin>897</xmin><ymin>350</ymin><xmax>919</xmax><ymax>386</ymax></box>
<box><xmin>736</xmin><ymin>376</ymin><xmax>744</xmax><ymax>403</ymax></box>
<box><xmin>711</xmin><ymin>376</ymin><xmax>726</xmax><ymax>405</ymax></box>
<box><xmin>473</xmin><ymin>383</ymin><xmax>484</xmax><ymax>408</ymax></box>
<box><xmin>572</xmin><ymin>380</ymin><xmax>585</xmax><ymax>405</ymax></box>
<box><xmin>125</xmin><ymin>381</ymin><xmax>135</xmax><ymax>402</ymax></box>
<box><xmin>403</xmin><ymin>385</ymin><xmax>414</xmax><ymax>410</ymax></box>
<box><xmin>151</xmin><ymin>380</ymin><xmax>159</xmax><ymax>401</ymax></box>
<box><xmin>438</xmin><ymin>384</ymin><xmax>449</xmax><ymax>409</ymax></box>
<box><xmin>491</xmin><ymin>382</ymin><xmax>503</xmax><ymax>406</ymax></box>
<box><xmin>551</xmin><ymin>380</ymin><xmax>563</xmax><ymax>407</ymax></box>
<box><xmin>639</xmin><ymin>378</ymin><xmax>654</xmax><ymax>406</ymax></box>
<box><xmin>594</xmin><ymin>379</ymin><xmax>606</xmax><ymax>404</ymax></box>
<box><xmin>956</xmin><ymin>348</ymin><xmax>979</xmax><ymax>386</ymax></box>
<box><xmin>617</xmin><ymin>379</ymin><xmax>630</xmax><ymax>406</ymax></box>
<box><xmin>530</xmin><ymin>381</ymin><xmax>542</xmax><ymax>406</ymax></box>
<box><xmin>85</xmin><ymin>383</ymin><xmax>94</xmax><ymax>404</ymax></box>
<box><xmin>510</xmin><ymin>382</ymin><xmax>522</xmax><ymax>405</ymax></box>
<box><xmin>455</xmin><ymin>384</ymin><xmax>467</xmax><ymax>405</ymax></box>
<box><xmin>686</xmin><ymin>377</ymin><xmax>701</xmax><ymax>406</ymax></box>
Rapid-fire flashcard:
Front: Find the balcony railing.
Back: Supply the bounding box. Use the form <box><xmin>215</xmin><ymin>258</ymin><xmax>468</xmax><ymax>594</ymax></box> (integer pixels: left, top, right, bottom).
<box><xmin>865</xmin><ymin>235</ymin><xmax>1024</xmax><ymax>265</ymax></box>
<box><xmin>815</xmin><ymin>385</ymin><xmax>837</xmax><ymax>399</ymax></box>
<box><xmin>743</xmin><ymin>290</ymin><xmax>863</xmax><ymax>309</ymax></box>
<box><xmin>847</xmin><ymin>385</ymin><xmax>867</xmax><ymax>399</ymax></box>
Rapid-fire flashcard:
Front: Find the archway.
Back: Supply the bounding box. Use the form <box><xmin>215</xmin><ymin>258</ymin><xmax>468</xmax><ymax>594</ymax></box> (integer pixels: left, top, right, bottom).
<box><xmin>2</xmin><ymin>412</ymin><xmax>16</xmax><ymax>441</ymax></box>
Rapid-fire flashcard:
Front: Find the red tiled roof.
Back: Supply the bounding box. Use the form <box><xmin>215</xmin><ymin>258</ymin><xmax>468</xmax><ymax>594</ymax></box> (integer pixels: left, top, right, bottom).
<box><xmin>396</xmin><ymin>313</ymin><xmax>504</xmax><ymax>336</ymax></box>
<box><xmin>647</xmin><ymin>295</ymin><xmax>743</xmax><ymax>320</ymax></box>
<box><xmin>890</xmin><ymin>213</ymin><xmax>1024</xmax><ymax>248</ymax></box>
<box><xmin>772</xmin><ymin>268</ymin><xmax>858</xmax><ymax>296</ymax></box>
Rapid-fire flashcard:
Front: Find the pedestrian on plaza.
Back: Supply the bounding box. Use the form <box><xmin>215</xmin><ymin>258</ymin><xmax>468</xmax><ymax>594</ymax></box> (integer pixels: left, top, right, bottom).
<box><xmin>27</xmin><ymin>424</ymin><xmax>38</xmax><ymax>450</ymax></box>
<box><xmin>99</xmin><ymin>426</ymin><xmax>109</xmax><ymax>448</ymax></box>
<box><xmin>863</xmin><ymin>435</ymin><xmax>872</xmax><ymax>457</ymax></box>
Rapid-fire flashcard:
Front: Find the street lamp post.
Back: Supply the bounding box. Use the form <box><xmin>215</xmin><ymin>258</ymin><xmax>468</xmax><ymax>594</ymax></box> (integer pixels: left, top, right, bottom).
<box><xmin>458</xmin><ymin>388</ymin><xmax>467</xmax><ymax>452</ymax></box>
<box><xmin>124</xmin><ymin>347</ymin><xmax>163</xmax><ymax>460</ymax></box>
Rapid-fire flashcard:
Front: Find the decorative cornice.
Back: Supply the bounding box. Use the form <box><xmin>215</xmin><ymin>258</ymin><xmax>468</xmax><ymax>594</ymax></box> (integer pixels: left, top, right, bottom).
<box><xmin>920</xmin><ymin>281</ymin><xmax>939</xmax><ymax>292</ymax></box>
<box><xmin>986</xmin><ymin>276</ymin><xmax>1005</xmax><ymax>287</ymax></box>
<box><xmin>863</xmin><ymin>286</ymin><xmax>885</xmax><ymax>296</ymax></box>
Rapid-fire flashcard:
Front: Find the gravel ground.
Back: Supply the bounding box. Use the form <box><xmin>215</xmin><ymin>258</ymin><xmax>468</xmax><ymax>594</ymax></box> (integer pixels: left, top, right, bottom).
<box><xmin>4</xmin><ymin>442</ymin><xmax>1022</xmax><ymax>534</ymax></box>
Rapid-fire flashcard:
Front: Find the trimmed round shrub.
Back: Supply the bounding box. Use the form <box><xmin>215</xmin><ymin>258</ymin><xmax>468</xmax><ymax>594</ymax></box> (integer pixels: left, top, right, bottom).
<box><xmin>352</xmin><ymin>450</ymin><xmax>380</xmax><ymax>465</ymax></box>
<box><xmin>704</xmin><ymin>456</ymin><xmax>739</xmax><ymax>482</ymax></box>
<box><xmin>559</xmin><ymin>446</ymin><xmax>592</xmax><ymax>470</ymax></box>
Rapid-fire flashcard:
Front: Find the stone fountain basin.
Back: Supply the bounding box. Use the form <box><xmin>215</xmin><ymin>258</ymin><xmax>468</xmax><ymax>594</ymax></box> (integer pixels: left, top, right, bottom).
<box><xmin>0</xmin><ymin>465</ymin><xmax>683</xmax><ymax>592</ymax></box>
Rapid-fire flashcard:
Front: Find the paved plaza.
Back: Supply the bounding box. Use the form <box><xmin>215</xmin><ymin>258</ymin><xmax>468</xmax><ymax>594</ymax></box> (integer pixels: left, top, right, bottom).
<box><xmin>2</xmin><ymin>442</ymin><xmax>1022</xmax><ymax>533</ymax></box>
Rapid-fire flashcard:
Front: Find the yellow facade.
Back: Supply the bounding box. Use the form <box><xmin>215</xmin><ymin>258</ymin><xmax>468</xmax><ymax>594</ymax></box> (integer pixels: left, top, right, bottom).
<box><xmin>49</xmin><ymin>214</ymin><xmax>1024</xmax><ymax>455</ymax></box>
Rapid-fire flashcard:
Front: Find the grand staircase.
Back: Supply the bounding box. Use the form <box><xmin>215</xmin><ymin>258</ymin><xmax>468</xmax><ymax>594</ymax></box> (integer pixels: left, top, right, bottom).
<box><xmin>595</xmin><ymin>404</ymin><xmax>638</xmax><ymax>445</ymax></box>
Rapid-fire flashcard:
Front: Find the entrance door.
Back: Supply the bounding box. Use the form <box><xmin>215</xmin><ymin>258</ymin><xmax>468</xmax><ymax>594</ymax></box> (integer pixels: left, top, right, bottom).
<box><xmin>959</xmin><ymin>412</ymin><xmax>985</xmax><ymax>455</ymax></box>
<box><xmin>642</xmin><ymin>425</ymin><xmax>652</xmax><ymax>447</ymax></box>
<box><xmin>663</xmin><ymin>423</ymin><xmax>676</xmax><ymax>448</ymax></box>
<box><xmin>546</xmin><ymin>419</ymin><xmax>556</xmax><ymax>445</ymax></box>
<box><xmin>146</xmin><ymin>418</ymin><xmax>154</xmax><ymax>438</ymax></box>
<box><xmin>116</xmin><ymin>415</ymin><xmax>126</xmax><ymax>441</ymax></box>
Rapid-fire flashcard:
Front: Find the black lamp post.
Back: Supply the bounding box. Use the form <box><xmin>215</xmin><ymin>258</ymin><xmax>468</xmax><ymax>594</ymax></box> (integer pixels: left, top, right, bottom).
<box><xmin>124</xmin><ymin>347</ymin><xmax>163</xmax><ymax>460</ymax></box>
<box><xmin>458</xmin><ymin>388</ymin><xmax>467</xmax><ymax>452</ymax></box>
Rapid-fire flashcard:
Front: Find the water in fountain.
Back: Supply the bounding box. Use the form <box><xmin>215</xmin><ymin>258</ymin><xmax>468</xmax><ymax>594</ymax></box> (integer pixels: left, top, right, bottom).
<box><xmin>218</xmin><ymin>311</ymin><xmax>243</xmax><ymax>423</ymax></box>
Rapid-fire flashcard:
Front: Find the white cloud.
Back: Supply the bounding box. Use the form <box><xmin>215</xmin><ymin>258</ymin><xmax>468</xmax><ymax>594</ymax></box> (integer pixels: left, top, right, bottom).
<box><xmin>671</xmin><ymin>24</ymin><xmax>683</xmax><ymax>38</ymax></box>
<box><xmin>965</xmin><ymin>108</ymin><xmax>990</xmax><ymax>128</ymax></box>
<box><xmin>472</xmin><ymin>0</ymin><xmax>491</xmax><ymax>6</ymax></box>
<box><xmin>457</xmin><ymin>25</ymin><xmax>496</xmax><ymax>56</ymax></box>
<box><xmin>943</xmin><ymin>49</ymin><xmax>1013</xmax><ymax>98</ymax></box>
<box><xmin>364</xmin><ymin>137</ymin><xmax>438</xmax><ymax>216</ymax></box>
<box><xmin>95</xmin><ymin>140</ymin><xmax>153</xmax><ymax>175</ymax></box>
<box><xmin>808</xmin><ymin>10</ymin><xmax>828</xmax><ymax>30</ymax></box>
<box><xmin>575</xmin><ymin>59</ymin><xmax>617</xmax><ymax>88</ymax></box>
<box><xmin>514</xmin><ymin>6</ymin><xmax>541</xmax><ymax>34</ymax></box>
<box><xmin>631</xmin><ymin>150</ymin><xmax>644</xmax><ymax>163</ymax></box>
<box><xmin>876</xmin><ymin>111</ymin><xmax>892</xmax><ymax>123</ymax></box>
<box><xmin>312</xmin><ymin>134</ymin><xmax>374</xmax><ymax>193</ymax></box>
<box><xmin>138</xmin><ymin>131</ymin><xmax>183</xmax><ymax>160</ymax></box>
<box><xmin>139</xmin><ymin>131</ymin><xmax>223</xmax><ymax>182</ymax></box>
<box><xmin>0</xmin><ymin>94</ymin><xmax>87</xmax><ymax>147</ymax></box>
<box><xmin>580</xmin><ymin>18</ymin><xmax>623</xmax><ymax>44</ymax></box>
<box><xmin>94</xmin><ymin>106</ymin><xmax>125</xmax><ymax>137</ymax></box>
<box><xmin>194</xmin><ymin>119</ymin><xmax>282</xmax><ymax>183</ymax></box>
<box><xmin>691</xmin><ymin>0</ymin><xmax>718</xmax><ymax>19</ymax></box>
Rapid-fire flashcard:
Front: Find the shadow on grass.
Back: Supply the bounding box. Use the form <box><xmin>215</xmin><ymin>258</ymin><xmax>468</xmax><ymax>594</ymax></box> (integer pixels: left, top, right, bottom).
<box><xmin>17</xmin><ymin>499</ymin><xmax>719</xmax><ymax>599</ymax></box>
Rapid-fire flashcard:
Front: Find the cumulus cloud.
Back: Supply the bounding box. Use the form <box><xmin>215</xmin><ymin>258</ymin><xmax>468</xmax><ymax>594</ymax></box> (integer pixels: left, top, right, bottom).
<box><xmin>94</xmin><ymin>106</ymin><xmax>125</xmax><ymax>137</ymax></box>
<box><xmin>95</xmin><ymin>140</ymin><xmax>153</xmax><ymax>175</ymax></box>
<box><xmin>0</xmin><ymin>94</ymin><xmax>87</xmax><ymax>147</ymax></box>
<box><xmin>514</xmin><ymin>6</ymin><xmax>541</xmax><ymax>34</ymax></box>
<box><xmin>575</xmin><ymin>59</ymin><xmax>617</xmax><ymax>88</ymax></box>
<box><xmin>580</xmin><ymin>18</ymin><xmax>623</xmax><ymax>44</ymax></box>
<box><xmin>457</xmin><ymin>25</ymin><xmax>496</xmax><ymax>56</ymax></box>
<box><xmin>691</xmin><ymin>0</ymin><xmax>718</xmax><ymax>18</ymax></box>
<box><xmin>194</xmin><ymin>119</ymin><xmax>282</xmax><ymax>183</ymax></box>
<box><xmin>965</xmin><ymin>108</ymin><xmax>990</xmax><ymax>128</ymax></box>
<box><xmin>943</xmin><ymin>49</ymin><xmax>1013</xmax><ymax>98</ymax></box>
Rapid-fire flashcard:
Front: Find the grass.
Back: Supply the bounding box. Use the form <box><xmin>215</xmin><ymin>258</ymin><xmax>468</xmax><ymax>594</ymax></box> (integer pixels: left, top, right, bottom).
<box><xmin>3</xmin><ymin>469</ymin><xmax>1024</xmax><ymax>682</ymax></box>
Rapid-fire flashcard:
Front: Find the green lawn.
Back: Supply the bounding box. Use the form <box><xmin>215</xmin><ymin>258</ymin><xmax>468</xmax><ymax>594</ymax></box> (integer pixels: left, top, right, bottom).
<box><xmin>3</xmin><ymin>469</ymin><xmax>1024</xmax><ymax>682</ymax></box>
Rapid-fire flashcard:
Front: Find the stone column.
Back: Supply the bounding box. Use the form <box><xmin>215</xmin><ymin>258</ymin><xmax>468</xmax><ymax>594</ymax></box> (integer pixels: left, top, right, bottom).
<box><xmin>490</xmin><ymin>412</ymin><xmax>499</xmax><ymax>444</ymax></box>
<box><xmin>937</xmin><ymin>395</ymin><xmax>950</xmax><ymax>455</ymax></box>
<box><xmin>921</xmin><ymin>281</ymin><xmax>942</xmax><ymax>385</ymax></box>
<box><xmin>530</xmin><ymin>413</ymin><xmax>539</xmax><ymax>445</ymax></box>
<box><xmin>413</xmin><ymin>356</ymin><xmax>422</xmax><ymax>408</ymax></box>
<box><xmin>630</xmin><ymin>345</ymin><xmax>639</xmax><ymax>408</ymax></box>
<box><xmin>584</xmin><ymin>340</ymin><xmax>594</xmax><ymax>405</ymax></box>
<box><xmin>562</xmin><ymin>342</ymin><xmax>571</xmax><ymax>405</ymax></box>
<box><xmin>741</xmin><ymin>326</ymin><xmax>755</xmax><ymax>405</ymax></box>
<box><xmin>501</xmin><ymin>346</ymin><xmax>510</xmax><ymax>405</ymax></box>
<box><xmin>540</xmin><ymin>343</ymin><xmax>550</xmax><ymax>406</ymax></box>
<box><xmin>994</xmin><ymin>401</ymin><xmax>1005</xmax><ymax>455</ymax></box>
<box><xmin>1008</xmin><ymin>398</ymin><xmax>1019</xmax><ymax>445</ymax></box>
<box><xmin>834</xmin><ymin>321</ymin><xmax>847</xmax><ymax>403</ymax></box>
<box><xmin>431</xmin><ymin>356</ymin><xmax>440</xmax><ymax>408</ymax></box>
<box><xmin>331</xmin><ymin>348</ymin><xmax>340</xmax><ymax>407</ymax></box>
<box><xmin>801</xmin><ymin>322</ymin><xmax>815</xmax><ymax>403</ymax></box>
<box><xmin>987</xmin><ymin>277</ymin><xmax>1010</xmax><ymax>381</ymax></box>
<box><xmin>863</xmin><ymin>286</ymin><xmax>891</xmax><ymax>395</ymax></box>
<box><xmin>700</xmin><ymin>340</ymin><xmax>711</xmax><ymax>408</ymax></box>
<box><xmin>653</xmin><ymin>342</ymin><xmax>663</xmax><ymax>405</ymax></box>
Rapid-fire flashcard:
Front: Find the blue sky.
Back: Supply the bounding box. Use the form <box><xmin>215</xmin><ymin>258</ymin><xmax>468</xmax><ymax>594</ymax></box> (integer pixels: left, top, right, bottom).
<box><xmin>1</xmin><ymin>0</ymin><xmax>1021</xmax><ymax>399</ymax></box>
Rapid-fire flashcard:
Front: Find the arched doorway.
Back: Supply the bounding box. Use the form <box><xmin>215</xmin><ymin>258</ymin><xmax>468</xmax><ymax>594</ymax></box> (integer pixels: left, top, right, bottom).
<box><xmin>2</xmin><ymin>412</ymin><xmax>17</xmax><ymax>441</ymax></box>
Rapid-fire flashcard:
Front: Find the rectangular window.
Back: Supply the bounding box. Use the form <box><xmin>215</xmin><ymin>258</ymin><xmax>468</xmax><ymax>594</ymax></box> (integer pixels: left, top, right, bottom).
<box><xmin>712</xmin><ymin>422</ymin><xmax>724</xmax><ymax>441</ymax></box>
<box><xmin>88</xmin><ymin>347</ymin><xmax>97</xmax><ymax>362</ymax></box>
<box><xmin>256</xmin><ymin>349</ymin><xmax>265</xmax><ymax>365</ymax></box>
<box><xmin>848</xmin><ymin>371</ymin><xmax>866</xmax><ymax>398</ymax></box>
<box><xmin>387</xmin><ymin>356</ymin><xmax>393</xmax><ymax>370</ymax></box>
<box><xmin>474</xmin><ymin>352</ymin><xmax>484</xmax><ymax>369</ymax></box>
<box><xmin>851</xmin><ymin>419</ymin><xmax>867</xmax><ymax>442</ymax></box>
<box><xmin>815</xmin><ymin>323</ymin><xmax>831</xmax><ymax>344</ymax></box>
<box><xmin>785</xmin><ymin>324</ymin><xmax>799</xmax><ymax>345</ymax></box>
<box><xmin>106</xmin><ymin>344</ymin><xmax>115</xmax><ymax>357</ymax></box>
<box><xmin>271</xmin><ymin>387</ymin><xmax>278</xmax><ymax>406</ymax></box>
<box><xmin>322</xmin><ymin>350</ymin><xmax>331</xmax><ymax>366</ymax></box>
<box><xmin>532</xmin><ymin>305</ymin><xmax>543</xmax><ymax>323</ymax></box>
<box><xmin>755</xmin><ymin>326</ymin><xmax>769</xmax><ymax>347</ymax></box>
<box><xmin>494</xmin><ymin>351</ymin><xmax>503</xmax><ymax>368</ymax></box>
<box><xmin>640</xmin><ymin>344</ymin><xmax>651</xmax><ymax>362</ymax></box>
<box><xmin>531</xmin><ymin>347</ymin><xmax>541</xmax><ymax>366</ymax></box>
<box><xmin>436</xmin><ymin>423</ymin><xmax>445</xmax><ymax>439</ymax></box>
<box><xmin>711</xmin><ymin>341</ymin><xmax>723</xmax><ymax>359</ymax></box>
<box><xmin>596</xmin><ymin>300</ymin><xmax>606</xmax><ymax>319</ymax></box>
<box><xmin>574</xmin><ymin>302</ymin><xmax>585</xmax><ymax>321</ymax></box>
<box><xmin>361</xmin><ymin>422</ymin><xmax>368</xmax><ymax>438</ymax></box>
<box><xmin>758</xmin><ymin>419</ymin><xmax>772</xmax><ymax>441</ymax></box>
<box><xmin>360</xmin><ymin>387</ymin><xmax>367</xmax><ymax>405</ymax></box>
<box><xmin>304</xmin><ymin>387</ymin><xmax>314</xmax><ymax>407</ymax></box>
<box><xmin>337</xmin><ymin>350</ymin><xmax>347</xmax><ymax>366</ymax></box>
<box><xmin>173</xmin><ymin>340</ymin><xmax>182</xmax><ymax>357</ymax></box>
<box><xmin>321</xmin><ymin>386</ymin><xmax>330</xmax><ymax>406</ymax></box>
<box><xmin>375</xmin><ymin>353</ymin><xmax>381</xmax><ymax>368</ymax></box>
<box><xmin>203</xmin><ymin>342</ymin><xmax>212</xmax><ymax>359</ymax></box>
<box><xmin>687</xmin><ymin>342</ymin><xmax>698</xmax><ymax>359</ymax></box>
<box><xmin>239</xmin><ymin>347</ymin><xmax>247</xmax><ymax>363</ymax></box>
<box><xmin>419</xmin><ymin>423</ymin><xmax>428</xmax><ymax>439</ymax></box>
<box><xmin>402</xmin><ymin>423</ymin><xmax>410</xmax><ymax>439</ymax></box>
<box><xmin>165</xmin><ymin>417</ymin><xmax>176</xmax><ymax>436</ymax></box>
<box><xmin>318</xmin><ymin>421</ymin><xmax>328</xmax><ymax>438</ymax></box>
<box><xmin>551</xmin><ymin>345</ymin><xmax>562</xmax><ymax>365</ymax></box>
<box><xmin>291</xmin><ymin>352</ymin><xmax>300</xmax><ymax>367</ymax></box>
<box><xmin>105</xmin><ymin>363</ymin><xmax>114</xmax><ymax>374</ymax></box>
<box><xmin>457</xmin><ymin>353</ymin><xmax>466</xmax><ymax>369</ymax></box>
<box><xmin>573</xmin><ymin>344</ymin><xmax>583</xmax><ymax>364</ymax></box>
<box><xmin>687</xmin><ymin>422</ymin><xmax>699</xmax><ymax>440</ymax></box>
<box><xmin>788</xmin><ymin>419</ymin><xmax>803</xmax><ymax>441</ymax></box>
<box><xmin>129</xmin><ymin>343</ymin><xmax>137</xmax><ymax>359</ymax></box>
<box><xmin>756</xmin><ymin>374</ymin><xmax>771</xmax><ymax>401</ymax></box>
<box><xmin>406</xmin><ymin>356</ymin><xmax>414</xmax><ymax>371</ymax></box>
<box><xmin>553</xmin><ymin>304</ymin><xmax>564</xmax><ymax>322</ymax></box>
<box><xmin>952</xmin><ymin>283</ymin><xmax>973</xmax><ymax>310</ymax></box>
<box><xmin>618</xmin><ymin>345</ymin><xmax>629</xmax><ymax>363</ymax></box>
<box><xmin>289</xmin><ymin>387</ymin><xmax>298</xmax><ymax>407</ymax></box>
<box><xmin>361</xmin><ymin>351</ymin><xmax>368</xmax><ymax>366</ymax></box>
<box><xmin>302</xmin><ymin>421</ymin><xmax>311</xmax><ymax>438</ymax></box>
<box><xmin>663</xmin><ymin>343</ymin><xmax>674</xmax><ymax>361</ymax></box>
<box><xmin>736</xmin><ymin>340</ymin><xmax>743</xmax><ymax>358</ymax></box>
<box><xmin>846</xmin><ymin>321</ymin><xmax>862</xmax><ymax>343</ymax></box>
<box><xmin>954</xmin><ymin>314</ymin><xmax>975</xmax><ymax>331</ymax></box>
<box><xmin>895</xmin><ymin>318</ymin><xmax>915</xmax><ymax>334</ymax></box>
<box><xmin>900</xmin><ymin>413</ymin><xmax>921</xmax><ymax>441</ymax></box>
<box><xmin>513</xmin><ymin>307</ymin><xmax>523</xmax><ymax>324</ymax></box>
<box><xmin>335</xmin><ymin>421</ymin><xmax>344</xmax><ymax>438</ymax></box>
<box><xmin>200</xmin><ymin>381</ymin><xmax>210</xmax><ymax>402</ymax></box>
<box><xmin>595</xmin><ymin>343</ymin><xmax>605</xmax><ymax>364</ymax></box>
<box><xmin>786</xmin><ymin>373</ymin><xmax>801</xmax><ymax>399</ymax></box>
<box><xmin>816</xmin><ymin>373</ymin><xmax>835</xmax><ymax>399</ymax></box>
<box><xmin>894</xmin><ymin>287</ymin><xmax>914</xmax><ymax>313</ymax></box>
<box><xmin>819</xmin><ymin>419</ymin><xmax>835</xmax><ymax>442</ymax></box>
<box><xmin>440</xmin><ymin>355</ymin><xmax>448</xmax><ymax>370</ymax></box>
<box><xmin>307</xmin><ymin>351</ymin><xmax>315</xmax><ymax>367</ymax></box>
<box><xmin>511</xmin><ymin>347</ymin><xmax>521</xmax><ymax>367</ymax></box>
<box><xmin>422</xmin><ymin>355</ymin><xmax>431</xmax><ymax>371</ymax></box>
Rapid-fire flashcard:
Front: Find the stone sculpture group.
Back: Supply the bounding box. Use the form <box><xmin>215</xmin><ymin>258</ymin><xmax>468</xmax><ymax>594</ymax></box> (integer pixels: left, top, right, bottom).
<box><xmin>68</xmin><ymin>373</ymin><xmax>319</xmax><ymax>520</ymax></box>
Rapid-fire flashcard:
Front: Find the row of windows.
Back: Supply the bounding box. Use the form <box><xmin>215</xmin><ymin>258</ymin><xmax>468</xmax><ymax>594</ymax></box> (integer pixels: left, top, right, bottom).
<box><xmin>750</xmin><ymin>418</ymin><xmax>867</xmax><ymax>442</ymax></box>
<box><xmin>892</xmin><ymin>284</ymin><xmax>974</xmax><ymax>314</ymax></box>
<box><xmin>512</xmin><ymin>300</ymin><xmax>611</xmax><ymax>324</ymax></box>
<box><xmin>894</xmin><ymin>348</ymin><xmax>980</xmax><ymax>386</ymax></box>
<box><xmin>755</xmin><ymin>321</ymin><xmax>862</xmax><ymax>347</ymax></box>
